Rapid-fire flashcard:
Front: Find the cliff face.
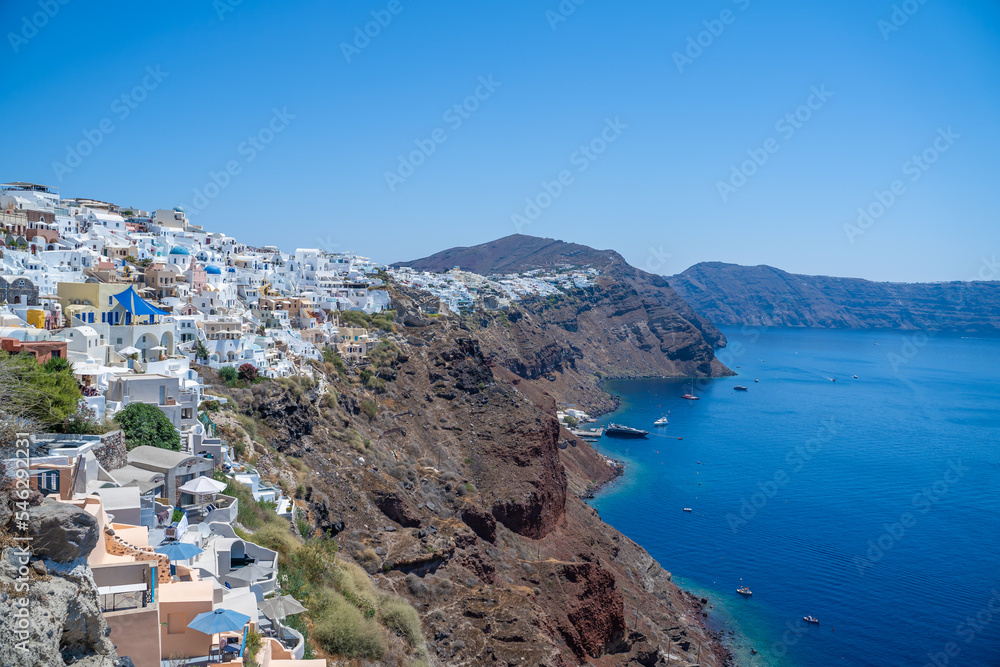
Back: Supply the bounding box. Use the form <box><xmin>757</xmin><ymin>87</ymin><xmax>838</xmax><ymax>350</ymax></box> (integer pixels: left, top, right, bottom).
<box><xmin>0</xmin><ymin>480</ymin><xmax>129</xmax><ymax>667</ymax></box>
<box><xmin>670</xmin><ymin>262</ymin><xmax>1000</xmax><ymax>332</ymax></box>
<box><xmin>396</xmin><ymin>235</ymin><xmax>733</xmax><ymax>413</ymax></box>
<box><xmin>227</xmin><ymin>305</ymin><xmax>730</xmax><ymax>666</ymax></box>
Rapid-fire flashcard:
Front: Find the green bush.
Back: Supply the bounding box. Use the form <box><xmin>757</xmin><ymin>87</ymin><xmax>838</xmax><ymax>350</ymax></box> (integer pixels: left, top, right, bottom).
<box><xmin>219</xmin><ymin>366</ymin><xmax>238</xmax><ymax>384</ymax></box>
<box><xmin>311</xmin><ymin>590</ymin><xmax>386</xmax><ymax>660</ymax></box>
<box><xmin>5</xmin><ymin>353</ymin><xmax>81</xmax><ymax>429</ymax></box>
<box><xmin>113</xmin><ymin>402</ymin><xmax>181</xmax><ymax>451</ymax></box>
<box><xmin>360</xmin><ymin>399</ymin><xmax>377</xmax><ymax>419</ymax></box>
<box><xmin>236</xmin><ymin>413</ymin><xmax>258</xmax><ymax>441</ymax></box>
<box><xmin>380</xmin><ymin>597</ymin><xmax>423</xmax><ymax>647</ymax></box>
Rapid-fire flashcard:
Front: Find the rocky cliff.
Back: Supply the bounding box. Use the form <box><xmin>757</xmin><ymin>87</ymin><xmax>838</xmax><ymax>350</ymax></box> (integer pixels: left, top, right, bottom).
<box><xmin>396</xmin><ymin>235</ymin><xmax>733</xmax><ymax>413</ymax></box>
<box><xmin>0</xmin><ymin>474</ymin><xmax>131</xmax><ymax>667</ymax></box>
<box><xmin>219</xmin><ymin>299</ymin><xmax>732</xmax><ymax>666</ymax></box>
<box><xmin>670</xmin><ymin>262</ymin><xmax>1000</xmax><ymax>332</ymax></box>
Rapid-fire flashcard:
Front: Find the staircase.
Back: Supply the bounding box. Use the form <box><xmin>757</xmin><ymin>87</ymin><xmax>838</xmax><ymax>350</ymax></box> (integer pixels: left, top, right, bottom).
<box><xmin>104</xmin><ymin>528</ymin><xmax>173</xmax><ymax>584</ymax></box>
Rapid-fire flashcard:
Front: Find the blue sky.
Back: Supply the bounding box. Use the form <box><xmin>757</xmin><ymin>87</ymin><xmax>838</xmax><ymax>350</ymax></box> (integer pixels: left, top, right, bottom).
<box><xmin>2</xmin><ymin>0</ymin><xmax>998</xmax><ymax>282</ymax></box>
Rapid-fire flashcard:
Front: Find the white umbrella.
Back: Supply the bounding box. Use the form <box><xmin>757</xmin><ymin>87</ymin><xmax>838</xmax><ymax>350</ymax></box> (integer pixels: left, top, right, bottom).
<box><xmin>150</xmin><ymin>345</ymin><xmax>167</xmax><ymax>351</ymax></box>
<box><xmin>118</xmin><ymin>345</ymin><xmax>140</xmax><ymax>356</ymax></box>
<box><xmin>179</xmin><ymin>476</ymin><xmax>227</xmax><ymax>495</ymax></box>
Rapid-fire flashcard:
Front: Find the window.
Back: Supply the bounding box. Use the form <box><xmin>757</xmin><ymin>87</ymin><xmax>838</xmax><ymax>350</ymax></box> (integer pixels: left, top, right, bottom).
<box><xmin>167</xmin><ymin>613</ymin><xmax>186</xmax><ymax>635</ymax></box>
<box><xmin>38</xmin><ymin>469</ymin><xmax>60</xmax><ymax>493</ymax></box>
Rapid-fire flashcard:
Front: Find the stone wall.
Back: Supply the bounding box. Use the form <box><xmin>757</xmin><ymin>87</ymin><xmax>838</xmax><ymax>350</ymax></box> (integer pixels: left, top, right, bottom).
<box><xmin>95</xmin><ymin>430</ymin><xmax>127</xmax><ymax>471</ymax></box>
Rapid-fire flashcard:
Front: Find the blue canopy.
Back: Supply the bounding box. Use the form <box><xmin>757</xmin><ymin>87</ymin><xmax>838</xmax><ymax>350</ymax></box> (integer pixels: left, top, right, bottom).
<box><xmin>112</xmin><ymin>285</ymin><xmax>169</xmax><ymax>318</ymax></box>
<box><xmin>187</xmin><ymin>608</ymin><xmax>251</xmax><ymax>635</ymax></box>
<box><xmin>154</xmin><ymin>542</ymin><xmax>203</xmax><ymax>561</ymax></box>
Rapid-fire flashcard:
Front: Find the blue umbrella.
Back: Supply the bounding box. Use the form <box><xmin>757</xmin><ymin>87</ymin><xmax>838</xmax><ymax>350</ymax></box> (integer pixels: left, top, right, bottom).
<box><xmin>154</xmin><ymin>542</ymin><xmax>203</xmax><ymax>561</ymax></box>
<box><xmin>187</xmin><ymin>608</ymin><xmax>252</xmax><ymax>635</ymax></box>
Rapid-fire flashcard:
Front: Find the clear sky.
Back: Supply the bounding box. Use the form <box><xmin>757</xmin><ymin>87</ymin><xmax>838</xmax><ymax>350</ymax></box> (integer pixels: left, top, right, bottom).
<box><xmin>2</xmin><ymin>0</ymin><xmax>998</xmax><ymax>282</ymax></box>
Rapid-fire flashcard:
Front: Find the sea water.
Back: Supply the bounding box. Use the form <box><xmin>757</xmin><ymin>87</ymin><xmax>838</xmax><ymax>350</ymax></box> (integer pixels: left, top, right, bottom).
<box><xmin>589</xmin><ymin>327</ymin><xmax>1000</xmax><ymax>667</ymax></box>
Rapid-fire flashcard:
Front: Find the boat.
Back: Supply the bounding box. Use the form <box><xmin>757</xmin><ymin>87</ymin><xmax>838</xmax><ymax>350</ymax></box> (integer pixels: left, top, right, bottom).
<box><xmin>803</xmin><ymin>616</ymin><xmax>820</xmax><ymax>624</ymax></box>
<box><xmin>605</xmin><ymin>423</ymin><xmax>648</xmax><ymax>438</ymax></box>
<box><xmin>683</xmin><ymin>507</ymin><xmax>692</xmax><ymax>512</ymax></box>
<box><xmin>681</xmin><ymin>394</ymin><xmax>699</xmax><ymax>400</ymax></box>
<box><xmin>853</xmin><ymin>375</ymin><xmax>858</xmax><ymax>379</ymax></box>
<box><xmin>733</xmin><ymin>385</ymin><xmax>748</xmax><ymax>391</ymax></box>
<box><xmin>654</xmin><ymin>416</ymin><xmax>669</xmax><ymax>426</ymax></box>
<box><xmin>737</xmin><ymin>587</ymin><xmax>752</xmax><ymax>596</ymax></box>
<box><xmin>754</xmin><ymin>378</ymin><xmax>759</xmax><ymax>382</ymax></box>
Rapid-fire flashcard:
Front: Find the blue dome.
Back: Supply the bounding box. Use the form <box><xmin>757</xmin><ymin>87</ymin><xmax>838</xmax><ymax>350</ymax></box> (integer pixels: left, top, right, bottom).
<box><xmin>173</xmin><ymin>205</ymin><xmax>185</xmax><ymax>212</ymax></box>
<box><xmin>227</xmin><ymin>267</ymin><xmax>236</xmax><ymax>273</ymax></box>
<box><xmin>205</xmin><ymin>265</ymin><xmax>221</xmax><ymax>275</ymax></box>
<box><xmin>169</xmin><ymin>246</ymin><xmax>190</xmax><ymax>255</ymax></box>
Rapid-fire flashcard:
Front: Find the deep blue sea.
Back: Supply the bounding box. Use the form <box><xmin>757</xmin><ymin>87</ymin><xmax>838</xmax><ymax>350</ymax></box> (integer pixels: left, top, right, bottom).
<box><xmin>589</xmin><ymin>327</ymin><xmax>1000</xmax><ymax>667</ymax></box>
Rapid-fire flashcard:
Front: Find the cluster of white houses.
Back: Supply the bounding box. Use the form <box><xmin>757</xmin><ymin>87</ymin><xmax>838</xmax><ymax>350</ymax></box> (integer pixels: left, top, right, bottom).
<box><xmin>0</xmin><ymin>181</ymin><xmax>399</xmax><ymax>666</ymax></box>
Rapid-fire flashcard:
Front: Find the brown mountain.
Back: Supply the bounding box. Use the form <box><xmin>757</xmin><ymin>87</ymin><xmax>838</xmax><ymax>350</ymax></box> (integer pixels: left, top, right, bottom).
<box><xmin>213</xmin><ymin>305</ymin><xmax>733</xmax><ymax>666</ymax></box>
<box><xmin>396</xmin><ymin>235</ymin><xmax>732</xmax><ymax>396</ymax></box>
<box><xmin>670</xmin><ymin>262</ymin><xmax>1000</xmax><ymax>332</ymax></box>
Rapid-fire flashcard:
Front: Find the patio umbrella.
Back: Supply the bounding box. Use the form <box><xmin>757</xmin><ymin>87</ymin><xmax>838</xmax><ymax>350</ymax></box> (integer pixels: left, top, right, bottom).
<box><xmin>227</xmin><ymin>562</ymin><xmax>272</xmax><ymax>584</ymax></box>
<box><xmin>258</xmin><ymin>595</ymin><xmax>307</xmax><ymax>620</ymax></box>
<box><xmin>179</xmin><ymin>476</ymin><xmax>228</xmax><ymax>515</ymax></box>
<box><xmin>179</xmin><ymin>476</ymin><xmax>227</xmax><ymax>495</ymax></box>
<box><xmin>118</xmin><ymin>345</ymin><xmax>140</xmax><ymax>356</ymax></box>
<box><xmin>187</xmin><ymin>608</ymin><xmax>251</xmax><ymax>635</ymax></box>
<box><xmin>188</xmin><ymin>607</ymin><xmax>252</xmax><ymax>658</ymax></box>
<box><xmin>259</xmin><ymin>595</ymin><xmax>307</xmax><ymax>642</ymax></box>
<box><xmin>154</xmin><ymin>542</ymin><xmax>203</xmax><ymax>561</ymax></box>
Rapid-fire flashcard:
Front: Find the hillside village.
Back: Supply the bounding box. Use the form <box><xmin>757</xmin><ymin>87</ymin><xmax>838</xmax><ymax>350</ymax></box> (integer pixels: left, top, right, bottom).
<box><xmin>0</xmin><ymin>181</ymin><xmax>421</xmax><ymax>667</ymax></box>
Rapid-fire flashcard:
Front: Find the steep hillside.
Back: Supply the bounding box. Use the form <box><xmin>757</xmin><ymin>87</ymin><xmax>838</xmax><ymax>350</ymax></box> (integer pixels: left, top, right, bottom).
<box><xmin>396</xmin><ymin>235</ymin><xmax>732</xmax><ymax>407</ymax></box>
<box><xmin>213</xmin><ymin>299</ymin><xmax>733</xmax><ymax>666</ymax></box>
<box><xmin>670</xmin><ymin>262</ymin><xmax>1000</xmax><ymax>332</ymax></box>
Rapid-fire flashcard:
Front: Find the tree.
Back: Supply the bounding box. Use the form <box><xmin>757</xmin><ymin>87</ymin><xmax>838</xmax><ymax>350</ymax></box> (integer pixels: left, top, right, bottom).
<box><xmin>238</xmin><ymin>363</ymin><xmax>258</xmax><ymax>383</ymax></box>
<box><xmin>219</xmin><ymin>366</ymin><xmax>238</xmax><ymax>384</ymax></box>
<box><xmin>195</xmin><ymin>340</ymin><xmax>210</xmax><ymax>363</ymax></box>
<box><xmin>113</xmin><ymin>402</ymin><xmax>181</xmax><ymax>451</ymax></box>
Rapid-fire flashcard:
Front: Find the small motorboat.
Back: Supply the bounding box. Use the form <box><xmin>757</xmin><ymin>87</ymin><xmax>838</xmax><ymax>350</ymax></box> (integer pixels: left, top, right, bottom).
<box><xmin>681</xmin><ymin>394</ymin><xmax>699</xmax><ymax>400</ymax></box>
<box><xmin>853</xmin><ymin>375</ymin><xmax>858</xmax><ymax>379</ymax></box>
<box><xmin>737</xmin><ymin>587</ymin><xmax>752</xmax><ymax>596</ymax></box>
<box><xmin>733</xmin><ymin>385</ymin><xmax>748</xmax><ymax>391</ymax></box>
<box><xmin>754</xmin><ymin>378</ymin><xmax>759</xmax><ymax>382</ymax></box>
<box><xmin>654</xmin><ymin>416</ymin><xmax>669</xmax><ymax>426</ymax></box>
<box><xmin>683</xmin><ymin>507</ymin><xmax>692</xmax><ymax>512</ymax></box>
<box><xmin>803</xmin><ymin>616</ymin><xmax>820</xmax><ymax>624</ymax></box>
